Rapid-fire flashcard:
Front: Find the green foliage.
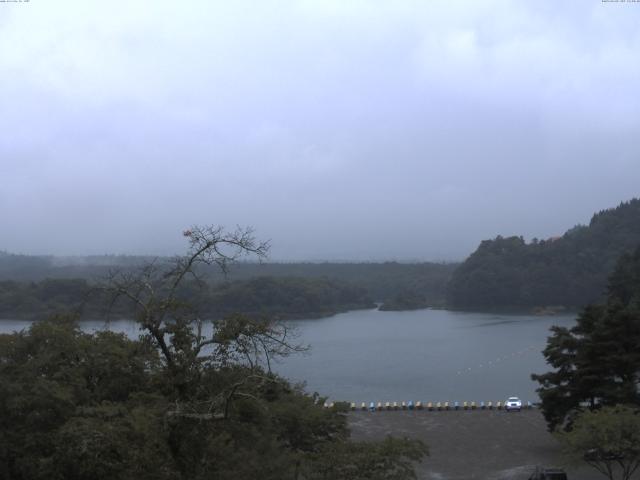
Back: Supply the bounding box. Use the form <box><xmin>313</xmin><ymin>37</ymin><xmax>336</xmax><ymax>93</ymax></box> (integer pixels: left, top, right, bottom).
<box><xmin>0</xmin><ymin>315</ymin><xmax>171</xmax><ymax>480</ymax></box>
<box><xmin>448</xmin><ymin>198</ymin><xmax>640</xmax><ymax>309</ymax></box>
<box><xmin>532</xmin><ymin>247</ymin><xmax>640</xmax><ymax>431</ymax></box>
<box><xmin>0</xmin><ymin>316</ymin><xmax>427</xmax><ymax>480</ymax></box>
<box><xmin>0</xmin><ymin>254</ymin><xmax>457</xmax><ymax>315</ymax></box>
<box><xmin>204</xmin><ymin>276</ymin><xmax>376</xmax><ymax>319</ymax></box>
<box><xmin>379</xmin><ymin>291</ymin><xmax>430</xmax><ymax>311</ymax></box>
<box><xmin>0</xmin><ymin>227</ymin><xmax>427</xmax><ymax>479</ymax></box>
<box><xmin>558</xmin><ymin>405</ymin><xmax>640</xmax><ymax>480</ymax></box>
<box><xmin>0</xmin><ymin>276</ymin><xmax>375</xmax><ymax>321</ymax></box>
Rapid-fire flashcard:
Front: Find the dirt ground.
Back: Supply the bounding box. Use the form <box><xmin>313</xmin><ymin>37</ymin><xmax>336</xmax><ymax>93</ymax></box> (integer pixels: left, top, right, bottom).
<box><xmin>348</xmin><ymin>409</ymin><xmax>610</xmax><ymax>480</ymax></box>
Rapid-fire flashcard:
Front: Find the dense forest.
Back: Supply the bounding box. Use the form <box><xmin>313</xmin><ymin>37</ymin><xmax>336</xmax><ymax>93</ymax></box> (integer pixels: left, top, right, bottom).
<box><xmin>447</xmin><ymin>199</ymin><xmax>640</xmax><ymax>310</ymax></box>
<box><xmin>0</xmin><ymin>254</ymin><xmax>455</xmax><ymax>319</ymax></box>
<box><xmin>0</xmin><ymin>227</ymin><xmax>427</xmax><ymax>479</ymax></box>
<box><xmin>0</xmin><ymin>276</ymin><xmax>375</xmax><ymax>321</ymax></box>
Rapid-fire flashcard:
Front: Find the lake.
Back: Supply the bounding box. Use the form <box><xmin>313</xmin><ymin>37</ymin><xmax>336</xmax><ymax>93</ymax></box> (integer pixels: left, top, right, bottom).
<box><xmin>276</xmin><ymin>308</ymin><xmax>576</xmax><ymax>404</ymax></box>
<box><xmin>0</xmin><ymin>308</ymin><xmax>576</xmax><ymax>404</ymax></box>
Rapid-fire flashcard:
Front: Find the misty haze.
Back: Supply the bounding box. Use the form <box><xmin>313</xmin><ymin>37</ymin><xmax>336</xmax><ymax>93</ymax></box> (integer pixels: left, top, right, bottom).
<box><xmin>1</xmin><ymin>2</ymin><xmax>640</xmax><ymax>480</ymax></box>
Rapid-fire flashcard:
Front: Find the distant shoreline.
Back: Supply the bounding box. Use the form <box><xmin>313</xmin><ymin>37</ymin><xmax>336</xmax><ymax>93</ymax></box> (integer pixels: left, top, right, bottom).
<box><xmin>0</xmin><ymin>304</ymin><xmax>580</xmax><ymax>325</ymax></box>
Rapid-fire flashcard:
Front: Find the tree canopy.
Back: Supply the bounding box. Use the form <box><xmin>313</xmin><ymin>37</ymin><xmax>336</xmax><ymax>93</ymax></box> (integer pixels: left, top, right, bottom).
<box><xmin>532</xmin><ymin>246</ymin><xmax>640</xmax><ymax>431</ymax></box>
<box><xmin>448</xmin><ymin>199</ymin><xmax>640</xmax><ymax>309</ymax></box>
<box><xmin>0</xmin><ymin>225</ymin><xmax>427</xmax><ymax>479</ymax></box>
<box><xmin>558</xmin><ymin>405</ymin><xmax>640</xmax><ymax>480</ymax></box>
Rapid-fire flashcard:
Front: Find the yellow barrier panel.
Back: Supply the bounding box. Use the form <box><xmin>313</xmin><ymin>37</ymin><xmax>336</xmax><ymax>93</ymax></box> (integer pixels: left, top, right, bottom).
<box><xmin>463</xmin><ymin>401</ymin><xmax>468</xmax><ymax>410</ymax></box>
<box><xmin>471</xmin><ymin>401</ymin><xmax>476</xmax><ymax>410</ymax></box>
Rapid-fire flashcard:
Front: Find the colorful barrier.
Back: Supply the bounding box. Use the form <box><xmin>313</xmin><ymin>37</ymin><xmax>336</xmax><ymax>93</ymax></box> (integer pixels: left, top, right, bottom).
<box><xmin>328</xmin><ymin>399</ymin><xmax>536</xmax><ymax>412</ymax></box>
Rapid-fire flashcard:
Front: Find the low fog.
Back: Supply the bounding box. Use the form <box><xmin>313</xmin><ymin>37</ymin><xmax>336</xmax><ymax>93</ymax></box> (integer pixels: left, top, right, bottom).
<box><xmin>1</xmin><ymin>0</ymin><xmax>639</xmax><ymax>261</ymax></box>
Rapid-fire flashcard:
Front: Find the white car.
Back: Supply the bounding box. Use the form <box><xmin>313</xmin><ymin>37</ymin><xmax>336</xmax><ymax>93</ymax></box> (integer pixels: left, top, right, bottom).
<box><xmin>505</xmin><ymin>397</ymin><xmax>522</xmax><ymax>411</ymax></box>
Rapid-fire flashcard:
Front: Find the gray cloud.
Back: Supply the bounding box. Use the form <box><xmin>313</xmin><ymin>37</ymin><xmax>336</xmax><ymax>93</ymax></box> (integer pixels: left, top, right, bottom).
<box><xmin>1</xmin><ymin>0</ymin><xmax>639</xmax><ymax>260</ymax></box>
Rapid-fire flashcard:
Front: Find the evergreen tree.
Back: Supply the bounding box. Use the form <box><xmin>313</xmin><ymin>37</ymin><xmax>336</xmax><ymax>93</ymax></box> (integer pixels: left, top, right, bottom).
<box><xmin>449</xmin><ymin>199</ymin><xmax>640</xmax><ymax>309</ymax></box>
<box><xmin>532</xmin><ymin>246</ymin><xmax>640</xmax><ymax>431</ymax></box>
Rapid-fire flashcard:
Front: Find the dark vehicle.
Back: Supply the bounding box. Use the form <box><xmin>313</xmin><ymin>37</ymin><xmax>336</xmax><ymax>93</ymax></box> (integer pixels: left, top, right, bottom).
<box><xmin>528</xmin><ymin>466</ymin><xmax>568</xmax><ymax>480</ymax></box>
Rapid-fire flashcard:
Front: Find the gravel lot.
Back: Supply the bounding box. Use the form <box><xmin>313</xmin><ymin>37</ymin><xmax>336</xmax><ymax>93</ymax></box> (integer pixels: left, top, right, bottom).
<box><xmin>348</xmin><ymin>409</ymin><xmax>608</xmax><ymax>480</ymax></box>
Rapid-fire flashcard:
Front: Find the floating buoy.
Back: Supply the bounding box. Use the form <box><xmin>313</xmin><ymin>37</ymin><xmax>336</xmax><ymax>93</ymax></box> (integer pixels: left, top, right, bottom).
<box><xmin>350</xmin><ymin>402</ymin><xmax>356</xmax><ymax>411</ymax></box>
<box><xmin>369</xmin><ymin>402</ymin><xmax>376</xmax><ymax>412</ymax></box>
<box><xmin>361</xmin><ymin>402</ymin><xmax>367</xmax><ymax>411</ymax></box>
<box><xmin>416</xmin><ymin>401</ymin><xmax>423</xmax><ymax>410</ymax></box>
<box><xmin>454</xmin><ymin>401</ymin><xmax>460</xmax><ymax>411</ymax></box>
<box><xmin>401</xmin><ymin>401</ymin><xmax>407</xmax><ymax>410</ymax></box>
<box><xmin>436</xmin><ymin>402</ymin><xmax>442</xmax><ymax>411</ymax></box>
<box><xmin>497</xmin><ymin>401</ymin><xmax>502</xmax><ymax>410</ymax></box>
<box><xmin>385</xmin><ymin>402</ymin><xmax>391</xmax><ymax>411</ymax></box>
<box><xmin>463</xmin><ymin>401</ymin><xmax>468</xmax><ymax>410</ymax></box>
<box><xmin>480</xmin><ymin>401</ymin><xmax>486</xmax><ymax>410</ymax></box>
<box><xmin>427</xmin><ymin>402</ymin><xmax>433</xmax><ymax>411</ymax></box>
<box><xmin>393</xmin><ymin>402</ymin><xmax>399</xmax><ymax>411</ymax></box>
<box><xmin>408</xmin><ymin>401</ymin><xmax>414</xmax><ymax>410</ymax></box>
<box><xmin>471</xmin><ymin>401</ymin><xmax>477</xmax><ymax>410</ymax></box>
<box><xmin>444</xmin><ymin>401</ymin><xmax>450</xmax><ymax>410</ymax></box>
<box><xmin>488</xmin><ymin>401</ymin><xmax>493</xmax><ymax>410</ymax></box>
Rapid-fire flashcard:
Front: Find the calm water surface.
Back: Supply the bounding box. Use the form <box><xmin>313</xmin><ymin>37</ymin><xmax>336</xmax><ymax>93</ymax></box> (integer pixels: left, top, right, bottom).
<box><xmin>1</xmin><ymin>308</ymin><xmax>576</xmax><ymax>404</ymax></box>
<box><xmin>275</xmin><ymin>308</ymin><xmax>576</xmax><ymax>403</ymax></box>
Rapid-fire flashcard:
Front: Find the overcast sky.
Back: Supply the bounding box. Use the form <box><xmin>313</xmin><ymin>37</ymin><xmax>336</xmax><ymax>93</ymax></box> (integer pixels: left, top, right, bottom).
<box><xmin>1</xmin><ymin>0</ymin><xmax>639</xmax><ymax>261</ymax></box>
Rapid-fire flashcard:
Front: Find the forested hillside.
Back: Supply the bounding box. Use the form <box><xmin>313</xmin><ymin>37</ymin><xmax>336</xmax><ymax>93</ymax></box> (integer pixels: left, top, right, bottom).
<box><xmin>447</xmin><ymin>199</ymin><xmax>640</xmax><ymax>309</ymax></box>
<box><xmin>0</xmin><ymin>276</ymin><xmax>375</xmax><ymax>321</ymax></box>
<box><xmin>0</xmin><ymin>254</ymin><xmax>456</xmax><ymax>316</ymax></box>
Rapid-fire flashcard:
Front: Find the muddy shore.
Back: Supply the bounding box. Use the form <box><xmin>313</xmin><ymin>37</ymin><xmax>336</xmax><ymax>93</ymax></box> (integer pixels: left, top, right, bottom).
<box><xmin>348</xmin><ymin>409</ymin><xmax>607</xmax><ymax>480</ymax></box>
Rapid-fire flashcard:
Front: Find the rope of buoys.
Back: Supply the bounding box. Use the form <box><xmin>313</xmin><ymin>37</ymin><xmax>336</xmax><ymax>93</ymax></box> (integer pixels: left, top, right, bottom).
<box><xmin>455</xmin><ymin>345</ymin><xmax>537</xmax><ymax>375</ymax></box>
